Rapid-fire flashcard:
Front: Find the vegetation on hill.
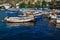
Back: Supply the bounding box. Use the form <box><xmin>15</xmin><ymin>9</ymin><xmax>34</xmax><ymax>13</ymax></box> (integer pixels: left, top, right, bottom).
<box><xmin>1</xmin><ymin>0</ymin><xmax>59</xmax><ymax>9</ymax></box>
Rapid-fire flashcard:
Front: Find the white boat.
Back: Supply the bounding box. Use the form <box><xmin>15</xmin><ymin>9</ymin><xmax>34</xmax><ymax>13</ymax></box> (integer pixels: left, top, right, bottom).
<box><xmin>49</xmin><ymin>14</ymin><xmax>57</xmax><ymax>19</ymax></box>
<box><xmin>55</xmin><ymin>10</ymin><xmax>60</xmax><ymax>26</ymax></box>
<box><xmin>4</xmin><ymin>16</ymin><xmax>35</xmax><ymax>23</ymax></box>
<box><xmin>56</xmin><ymin>19</ymin><xmax>60</xmax><ymax>23</ymax></box>
<box><xmin>56</xmin><ymin>15</ymin><xmax>60</xmax><ymax>23</ymax></box>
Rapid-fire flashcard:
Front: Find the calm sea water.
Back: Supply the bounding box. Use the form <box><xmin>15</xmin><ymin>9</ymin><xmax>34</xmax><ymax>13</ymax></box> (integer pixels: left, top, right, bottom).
<box><xmin>0</xmin><ymin>10</ymin><xmax>60</xmax><ymax>40</ymax></box>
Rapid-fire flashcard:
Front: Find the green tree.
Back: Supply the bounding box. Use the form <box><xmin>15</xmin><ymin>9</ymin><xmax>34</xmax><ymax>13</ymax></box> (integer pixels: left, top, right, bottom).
<box><xmin>3</xmin><ymin>0</ymin><xmax>9</xmax><ymax>3</ymax></box>
<box><xmin>19</xmin><ymin>2</ymin><xmax>26</xmax><ymax>8</ymax></box>
<box><xmin>34</xmin><ymin>1</ymin><xmax>41</xmax><ymax>8</ymax></box>
<box><xmin>42</xmin><ymin>0</ymin><xmax>47</xmax><ymax>8</ymax></box>
<box><xmin>27</xmin><ymin>1</ymin><xmax>35</xmax><ymax>8</ymax></box>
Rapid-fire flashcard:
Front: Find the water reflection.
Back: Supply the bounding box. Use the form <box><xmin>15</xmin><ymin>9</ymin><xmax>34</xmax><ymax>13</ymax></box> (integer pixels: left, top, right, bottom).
<box><xmin>56</xmin><ymin>22</ymin><xmax>60</xmax><ymax>28</ymax></box>
<box><xmin>6</xmin><ymin>22</ymin><xmax>35</xmax><ymax>27</ymax></box>
<box><xmin>49</xmin><ymin>19</ymin><xmax>56</xmax><ymax>26</ymax></box>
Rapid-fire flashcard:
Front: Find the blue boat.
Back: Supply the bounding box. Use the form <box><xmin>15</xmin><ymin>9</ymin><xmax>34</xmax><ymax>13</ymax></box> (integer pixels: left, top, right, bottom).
<box><xmin>19</xmin><ymin>9</ymin><xmax>43</xmax><ymax>19</ymax></box>
<box><xmin>6</xmin><ymin>8</ymin><xmax>43</xmax><ymax>20</ymax></box>
<box><xmin>32</xmin><ymin>9</ymin><xmax>43</xmax><ymax>19</ymax></box>
<box><xmin>6</xmin><ymin>10</ymin><xmax>18</xmax><ymax>17</ymax></box>
<box><xmin>35</xmin><ymin>15</ymin><xmax>42</xmax><ymax>19</ymax></box>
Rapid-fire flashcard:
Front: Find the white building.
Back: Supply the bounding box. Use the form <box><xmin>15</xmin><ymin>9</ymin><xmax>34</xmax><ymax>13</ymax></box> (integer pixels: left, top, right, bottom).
<box><xmin>3</xmin><ymin>3</ymin><xmax>11</xmax><ymax>9</ymax></box>
<box><xmin>45</xmin><ymin>0</ymin><xmax>51</xmax><ymax>2</ymax></box>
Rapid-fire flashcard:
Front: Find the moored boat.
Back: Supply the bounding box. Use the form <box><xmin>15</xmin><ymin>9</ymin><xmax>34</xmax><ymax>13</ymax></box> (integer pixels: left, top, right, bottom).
<box><xmin>55</xmin><ymin>9</ymin><xmax>60</xmax><ymax>26</ymax></box>
<box><xmin>4</xmin><ymin>16</ymin><xmax>35</xmax><ymax>23</ymax></box>
<box><xmin>33</xmin><ymin>12</ymin><xmax>43</xmax><ymax>19</ymax></box>
<box><xmin>56</xmin><ymin>13</ymin><xmax>60</xmax><ymax>24</ymax></box>
<box><xmin>4</xmin><ymin>9</ymin><xmax>35</xmax><ymax>23</ymax></box>
<box><xmin>48</xmin><ymin>9</ymin><xmax>57</xmax><ymax>20</ymax></box>
<box><xmin>19</xmin><ymin>8</ymin><xmax>43</xmax><ymax>19</ymax></box>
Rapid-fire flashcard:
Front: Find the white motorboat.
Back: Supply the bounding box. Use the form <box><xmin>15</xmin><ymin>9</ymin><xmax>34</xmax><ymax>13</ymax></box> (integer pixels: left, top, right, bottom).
<box><xmin>4</xmin><ymin>16</ymin><xmax>35</xmax><ymax>23</ymax></box>
<box><xmin>49</xmin><ymin>9</ymin><xmax>57</xmax><ymax>19</ymax></box>
<box><xmin>56</xmin><ymin>15</ymin><xmax>60</xmax><ymax>23</ymax></box>
<box><xmin>49</xmin><ymin>14</ymin><xmax>57</xmax><ymax>19</ymax></box>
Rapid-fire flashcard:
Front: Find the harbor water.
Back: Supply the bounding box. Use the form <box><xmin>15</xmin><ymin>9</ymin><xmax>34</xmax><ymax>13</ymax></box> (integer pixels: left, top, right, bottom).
<box><xmin>0</xmin><ymin>10</ymin><xmax>60</xmax><ymax>40</ymax></box>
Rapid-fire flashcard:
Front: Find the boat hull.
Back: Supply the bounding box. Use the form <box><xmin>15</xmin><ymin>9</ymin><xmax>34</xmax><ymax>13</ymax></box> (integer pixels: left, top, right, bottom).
<box><xmin>4</xmin><ymin>17</ymin><xmax>35</xmax><ymax>23</ymax></box>
<box><xmin>35</xmin><ymin>15</ymin><xmax>42</xmax><ymax>19</ymax></box>
<box><xmin>34</xmin><ymin>13</ymin><xmax>43</xmax><ymax>19</ymax></box>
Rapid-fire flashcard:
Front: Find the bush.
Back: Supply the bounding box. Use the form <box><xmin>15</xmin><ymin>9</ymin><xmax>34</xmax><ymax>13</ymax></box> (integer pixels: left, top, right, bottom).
<box><xmin>19</xmin><ymin>2</ymin><xmax>26</xmax><ymax>8</ymax></box>
<box><xmin>0</xmin><ymin>6</ymin><xmax>5</xmax><ymax>9</ymax></box>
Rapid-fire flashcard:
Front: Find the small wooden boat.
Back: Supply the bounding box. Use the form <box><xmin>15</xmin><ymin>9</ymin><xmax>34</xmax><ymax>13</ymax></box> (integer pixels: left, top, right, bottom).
<box><xmin>4</xmin><ymin>16</ymin><xmax>35</xmax><ymax>23</ymax></box>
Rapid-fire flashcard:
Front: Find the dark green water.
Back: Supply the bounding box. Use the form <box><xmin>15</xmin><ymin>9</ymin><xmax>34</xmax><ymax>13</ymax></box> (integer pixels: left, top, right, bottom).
<box><xmin>0</xmin><ymin>10</ymin><xmax>60</xmax><ymax>40</ymax></box>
